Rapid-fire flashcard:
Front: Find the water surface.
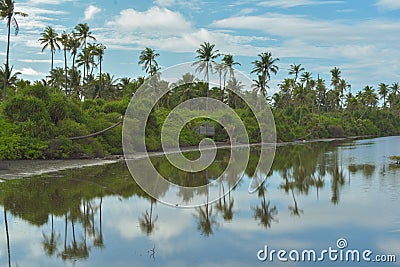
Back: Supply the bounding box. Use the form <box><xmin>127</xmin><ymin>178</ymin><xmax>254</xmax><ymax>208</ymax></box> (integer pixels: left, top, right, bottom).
<box><xmin>0</xmin><ymin>136</ymin><xmax>399</xmax><ymax>266</ymax></box>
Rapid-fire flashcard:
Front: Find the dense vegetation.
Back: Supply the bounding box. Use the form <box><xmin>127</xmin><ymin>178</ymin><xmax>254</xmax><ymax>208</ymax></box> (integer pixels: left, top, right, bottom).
<box><xmin>0</xmin><ymin>11</ymin><xmax>399</xmax><ymax>159</ymax></box>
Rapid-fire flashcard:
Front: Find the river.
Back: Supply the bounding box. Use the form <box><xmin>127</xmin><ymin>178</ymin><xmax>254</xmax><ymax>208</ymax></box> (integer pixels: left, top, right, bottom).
<box><xmin>0</xmin><ymin>136</ymin><xmax>399</xmax><ymax>266</ymax></box>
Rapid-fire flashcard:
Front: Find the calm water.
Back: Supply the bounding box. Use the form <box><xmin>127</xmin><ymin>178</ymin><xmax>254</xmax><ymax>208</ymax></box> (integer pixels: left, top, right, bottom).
<box><xmin>0</xmin><ymin>136</ymin><xmax>399</xmax><ymax>267</ymax></box>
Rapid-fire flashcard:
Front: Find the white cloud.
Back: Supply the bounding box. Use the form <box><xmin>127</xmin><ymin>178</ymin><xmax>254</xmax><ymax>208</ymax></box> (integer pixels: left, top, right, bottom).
<box><xmin>18</xmin><ymin>59</ymin><xmax>63</xmax><ymax>64</ymax></box>
<box><xmin>84</xmin><ymin>5</ymin><xmax>101</xmax><ymax>21</ymax></box>
<box><xmin>258</xmin><ymin>0</ymin><xmax>344</xmax><ymax>8</ymax></box>
<box><xmin>155</xmin><ymin>0</ymin><xmax>175</xmax><ymax>6</ymax></box>
<box><xmin>17</xmin><ymin>67</ymin><xmax>44</xmax><ymax>76</ymax></box>
<box><xmin>375</xmin><ymin>0</ymin><xmax>400</xmax><ymax>10</ymax></box>
<box><xmin>26</xmin><ymin>0</ymin><xmax>75</xmax><ymax>5</ymax></box>
<box><xmin>107</xmin><ymin>7</ymin><xmax>192</xmax><ymax>34</ymax></box>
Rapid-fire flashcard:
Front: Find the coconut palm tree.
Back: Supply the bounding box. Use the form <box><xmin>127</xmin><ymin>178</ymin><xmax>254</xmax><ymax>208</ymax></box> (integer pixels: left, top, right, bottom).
<box><xmin>74</xmin><ymin>23</ymin><xmax>96</xmax><ymax>85</ymax></box>
<box><xmin>378</xmin><ymin>83</ymin><xmax>389</xmax><ymax>108</ymax></box>
<box><xmin>193</xmin><ymin>42</ymin><xmax>220</xmax><ymax>88</ymax></box>
<box><xmin>93</xmin><ymin>43</ymin><xmax>106</xmax><ymax>98</ymax></box>
<box><xmin>74</xmin><ymin>23</ymin><xmax>96</xmax><ymax>50</ymax></box>
<box><xmin>288</xmin><ymin>64</ymin><xmax>304</xmax><ymax>83</ymax></box>
<box><xmin>251</xmin><ymin>52</ymin><xmax>279</xmax><ymax>99</ymax></box>
<box><xmin>0</xmin><ymin>64</ymin><xmax>20</xmax><ymax>91</ymax></box>
<box><xmin>390</xmin><ymin>82</ymin><xmax>399</xmax><ymax>95</ymax></box>
<box><xmin>330</xmin><ymin>67</ymin><xmax>341</xmax><ymax>90</ymax></box>
<box><xmin>39</xmin><ymin>26</ymin><xmax>60</xmax><ymax>73</ymax></box>
<box><xmin>58</xmin><ymin>31</ymin><xmax>70</xmax><ymax>93</ymax></box>
<box><xmin>0</xmin><ymin>0</ymin><xmax>28</xmax><ymax>100</ymax></box>
<box><xmin>138</xmin><ymin>47</ymin><xmax>160</xmax><ymax>77</ymax></box>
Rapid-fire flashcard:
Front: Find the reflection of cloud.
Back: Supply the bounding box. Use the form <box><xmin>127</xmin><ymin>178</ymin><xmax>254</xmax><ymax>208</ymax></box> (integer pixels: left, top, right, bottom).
<box><xmin>376</xmin><ymin>238</ymin><xmax>400</xmax><ymax>265</ymax></box>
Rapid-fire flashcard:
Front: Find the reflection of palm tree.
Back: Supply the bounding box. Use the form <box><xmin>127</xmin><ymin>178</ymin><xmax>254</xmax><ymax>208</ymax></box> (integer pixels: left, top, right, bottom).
<box><xmin>4</xmin><ymin>206</ymin><xmax>11</xmax><ymax>267</ymax></box>
<box><xmin>216</xmin><ymin>184</ymin><xmax>235</xmax><ymax>221</ymax></box>
<box><xmin>281</xmin><ymin>174</ymin><xmax>303</xmax><ymax>216</ymax></box>
<box><xmin>93</xmin><ymin>197</ymin><xmax>104</xmax><ymax>249</ymax></box>
<box><xmin>139</xmin><ymin>198</ymin><xmax>158</xmax><ymax>235</ymax></box>
<box><xmin>195</xmin><ymin>191</ymin><xmax>218</xmax><ymax>236</ymax></box>
<box><xmin>42</xmin><ymin>214</ymin><xmax>60</xmax><ymax>256</ymax></box>
<box><xmin>252</xmin><ymin>181</ymin><xmax>278</xmax><ymax>229</ymax></box>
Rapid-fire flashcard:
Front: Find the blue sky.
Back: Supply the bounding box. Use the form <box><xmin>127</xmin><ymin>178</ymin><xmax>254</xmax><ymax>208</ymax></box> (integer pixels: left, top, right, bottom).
<box><xmin>1</xmin><ymin>0</ymin><xmax>400</xmax><ymax>94</ymax></box>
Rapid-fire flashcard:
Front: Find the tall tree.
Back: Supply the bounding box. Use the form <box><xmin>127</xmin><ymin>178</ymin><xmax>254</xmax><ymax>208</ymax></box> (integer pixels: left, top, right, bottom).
<box><xmin>93</xmin><ymin>43</ymin><xmax>106</xmax><ymax>98</ymax></box>
<box><xmin>330</xmin><ymin>67</ymin><xmax>341</xmax><ymax>90</ymax></box>
<box><xmin>0</xmin><ymin>0</ymin><xmax>27</xmax><ymax>100</ymax></box>
<box><xmin>251</xmin><ymin>52</ymin><xmax>279</xmax><ymax>99</ymax></box>
<box><xmin>193</xmin><ymin>42</ymin><xmax>220</xmax><ymax>91</ymax></box>
<box><xmin>39</xmin><ymin>26</ymin><xmax>60</xmax><ymax>73</ymax></box>
<box><xmin>138</xmin><ymin>47</ymin><xmax>159</xmax><ymax>77</ymax></box>
<box><xmin>378</xmin><ymin>83</ymin><xmax>389</xmax><ymax>108</ymax></box>
<box><xmin>58</xmin><ymin>31</ymin><xmax>70</xmax><ymax>93</ymax></box>
<box><xmin>74</xmin><ymin>23</ymin><xmax>96</xmax><ymax>85</ymax></box>
<box><xmin>288</xmin><ymin>64</ymin><xmax>304</xmax><ymax>83</ymax></box>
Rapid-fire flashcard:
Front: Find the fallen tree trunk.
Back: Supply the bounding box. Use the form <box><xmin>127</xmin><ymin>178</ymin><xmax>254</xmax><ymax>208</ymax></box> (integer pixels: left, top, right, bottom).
<box><xmin>69</xmin><ymin>119</ymin><xmax>122</xmax><ymax>140</ymax></box>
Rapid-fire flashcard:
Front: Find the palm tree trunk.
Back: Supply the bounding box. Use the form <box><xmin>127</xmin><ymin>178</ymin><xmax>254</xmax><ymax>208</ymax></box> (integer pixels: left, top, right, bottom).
<box><xmin>99</xmin><ymin>59</ymin><xmax>102</xmax><ymax>98</ymax></box>
<box><xmin>3</xmin><ymin>16</ymin><xmax>12</xmax><ymax>100</ymax></box>
<box><xmin>51</xmin><ymin>50</ymin><xmax>54</xmax><ymax>73</ymax></box>
<box><xmin>64</xmin><ymin>48</ymin><xmax>68</xmax><ymax>95</ymax></box>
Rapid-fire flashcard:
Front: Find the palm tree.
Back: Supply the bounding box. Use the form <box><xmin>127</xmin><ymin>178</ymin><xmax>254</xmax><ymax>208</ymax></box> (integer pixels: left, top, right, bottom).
<box><xmin>138</xmin><ymin>47</ymin><xmax>159</xmax><ymax>77</ymax></box>
<box><xmin>0</xmin><ymin>0</ymin><xmax>28</xmax><ymax>100</ymax></box>
<box><xmin>0</xmin><ymin>64</ymin><xmax>20</xmax><ymax>91</ymax></box>
<box><xmin>93</xmin><ymin>43</ymin><xmax>106</xmax><ymax>98</ymax></box>
<box><xmin>390</xmin><ymin>82</ymin><xmax>399</xmax><ymax>95</ymax></box>
<box><xmin>74</xmin><ymin>23</ymin><xmax>96</xmax><ymax>50</ymax></box>
<box><xmin>330</xmin><ymin>67</ymin><xmax>341</xmax><ymax>90</ymax></box>
<box><xmin>300</xmin><ymin>71</ymin><xmax>312</xmax><ymax>88</ymax></box>
<box><xmin>222</xmin><ymin>54</ymin><xmax>240</xmax><ymax>82</ymax></box>
<box><xmin>39</xmin><ymin>26</ymin><xmax>60</xmax><ymax>73</ymax></box>
<box><xmin>288</xmin><ymin>64</ymin><xmax>304</xmax><ymax>83</ymax></box>
<box><xmin>378</xmin><ymin>83</ymin><xmax>389</xmax><ymax>108</ymax></box>
<box><xmin>58</xmin><ymin>31</ymin><xmax>70</xmax><ymax>93</ymax></box>
<box><xmin>193</xmin><ymin>42</ymin><xmax>220</xmax><ymax>89</ymax></box>
<box><xmin>251</xmin><ymin>52</ymin><xmax>279</xmax><ymax>99</ymax></box>
<box><xmin>74</xmin><ymin>23</ymin><xmax>96</xmax><ymax>85</ymax></box>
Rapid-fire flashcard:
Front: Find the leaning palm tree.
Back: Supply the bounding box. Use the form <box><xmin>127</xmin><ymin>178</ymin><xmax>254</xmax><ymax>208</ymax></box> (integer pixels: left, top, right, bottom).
<box><xmin>138</xmin><ymin>47</ymin><xmax>159</xmax><ymax>77</ymax></box>
<box><xmin>0</xmin><ymin>0</ymin><xmax>28</xmax><ymax>100</ymax></box>
<box><xmin>251</xmin><ymin>52</ymin><xmax>279</xmax><ymax>100</ymax></box>
<box><xmin>39</xmin><ymin>26</ymin><xmax>60</xmax><ymax>73</ymax></box>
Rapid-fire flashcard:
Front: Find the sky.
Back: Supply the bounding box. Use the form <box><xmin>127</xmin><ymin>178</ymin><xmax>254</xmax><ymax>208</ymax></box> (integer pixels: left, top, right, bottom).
<box><xmin>1</xmin><ymin>0</ymin><xmax>400</xmax><ymax>94</ymax></box>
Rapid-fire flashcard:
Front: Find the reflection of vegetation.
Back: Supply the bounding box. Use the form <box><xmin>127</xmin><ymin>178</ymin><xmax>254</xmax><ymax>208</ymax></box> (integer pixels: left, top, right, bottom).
<box><xmin>139</xmin><ymin>198</ymin><xmax>158</xmax><ymax>235</ymax></box>
<box><xmin>348</xmin><ymin>164</ymin><xmax>376</xmax><ymax>178</ymax></box>
<box><xmin>252</xmin><ymin>181</ymin><xmax>278</xmax><ymax>228</ymax></box>
<box><xmin>0</xmin><ymin>138</ymin><xmax>385</xmax><ymax>264</ymax></box>
<box><xmin>388</xmin><ymin>156</ymin><xmax>400</xmax><ymax>164</ymax></box>
<box><xmin>195</xmin><ymin>192</ymin><xmax>218</xmax><ymax>236</ymax></box>
<box><xmin>4</xmin><ymin>207</ymin><xmax>11</xmax><ymax>267</ymax></box>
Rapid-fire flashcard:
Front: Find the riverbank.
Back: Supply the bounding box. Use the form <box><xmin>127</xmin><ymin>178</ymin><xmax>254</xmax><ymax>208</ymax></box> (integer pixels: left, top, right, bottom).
<box><xmin>0</xmin><ymin>135</ymin><xmax>379</xmax><ymax>180</ymax></box>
